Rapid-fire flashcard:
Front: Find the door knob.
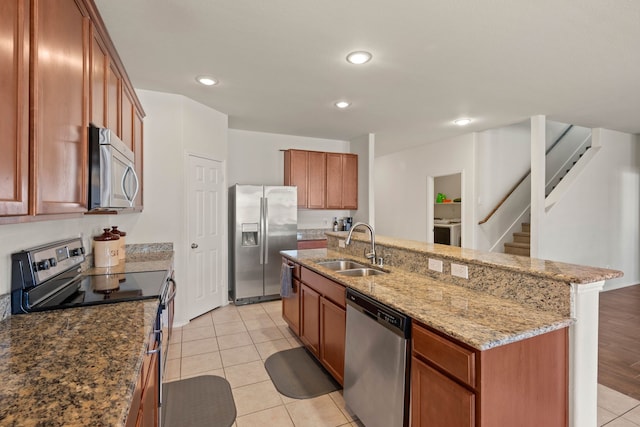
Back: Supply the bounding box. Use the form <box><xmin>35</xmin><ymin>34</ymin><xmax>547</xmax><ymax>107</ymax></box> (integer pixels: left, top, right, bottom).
<box><xmin>191</xmin><ymin>243</ymin><xmax>198</xmax><ymax>249</ymax></box>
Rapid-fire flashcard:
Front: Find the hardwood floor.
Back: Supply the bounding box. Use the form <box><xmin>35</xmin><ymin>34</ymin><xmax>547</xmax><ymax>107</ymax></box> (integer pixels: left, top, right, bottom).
<box><xmin>599</xmin><ymin>284</ymin><xmax>640</xmax><ymax>400</ymax></box>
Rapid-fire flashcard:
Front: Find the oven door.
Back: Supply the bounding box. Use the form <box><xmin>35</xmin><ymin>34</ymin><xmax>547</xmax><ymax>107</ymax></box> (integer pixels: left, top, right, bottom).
<box><xmin>160</xmin><ymin>274</ymin><xmax>177</xmax><ymax>376</ymax></box>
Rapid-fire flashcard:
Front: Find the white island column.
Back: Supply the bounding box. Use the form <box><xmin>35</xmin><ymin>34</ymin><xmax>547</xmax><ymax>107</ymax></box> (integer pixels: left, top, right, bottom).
<box><xmin>569</xmin><ymin>280</ymin><xmax>605</xmax><ymax>427</ymax></box>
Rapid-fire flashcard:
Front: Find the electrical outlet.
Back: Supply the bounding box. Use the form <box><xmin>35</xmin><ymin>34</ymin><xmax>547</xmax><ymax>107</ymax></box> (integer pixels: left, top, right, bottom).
<box><xmin>428</xmin><ymin>258</ymin><xmax>443</xmax><ymax>273</ymax></box>
<box><xmin>451</xmin><ymin>263</ymin><xmax>469</xmax><ymax>279</ymax></box>
<box><xmin>338</xmin><ymin>239</ymin><xmax>346</xmax><ymax>248</ymax></box>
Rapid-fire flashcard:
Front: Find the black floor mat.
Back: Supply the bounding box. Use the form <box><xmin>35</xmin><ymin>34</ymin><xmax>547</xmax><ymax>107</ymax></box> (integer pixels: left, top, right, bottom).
<box><xmin>264</xmin><ymin>347</ymin><xmax>341</xmax><ymax>399</ymax></box>
<box><xmin>162</xmin><ymin>375</ymin><xmax>236</xmax><ymax>427</ymax></box>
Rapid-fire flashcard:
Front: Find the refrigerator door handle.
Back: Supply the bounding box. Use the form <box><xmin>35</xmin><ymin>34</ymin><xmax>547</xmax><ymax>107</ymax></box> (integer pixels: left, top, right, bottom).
<box><xmin>259</xmin><ymin>197</ymin><xmax>265</xmax><ymax>265</ymax></box>
<box><xmin>264</xmin><ymin>197</ymin><xmax>269</xmax><ymax>264</ymax></box>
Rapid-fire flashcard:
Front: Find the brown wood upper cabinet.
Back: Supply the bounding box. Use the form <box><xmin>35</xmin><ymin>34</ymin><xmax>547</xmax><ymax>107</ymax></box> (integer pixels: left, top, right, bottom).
<box><xmin>284</xmin><ymin>149</ymin><xmax>357</xmax><ymax>210</ymax></box>
<box><xmin>0</xmin><ymin>0</ymin><xmax>29</xmax><ymax>217</ymax></box>
<box><xmin>1</xmin><ymin>0</ymin><xmax>145</xmax><ymax>222</ymax></box>
<box><xmin>326</xmin><ymin>153</ymin><xmax>358</xmax><ymax>209</ymax></box>
<box><xmin>31</xmin><ymin>0</ymin><xmax>89</xmax><ymax>215</ymax></box>
<box><xmin>284</xmin><ymin>149</ymin><xmax>326</xmax><ymax>209</ymax></box>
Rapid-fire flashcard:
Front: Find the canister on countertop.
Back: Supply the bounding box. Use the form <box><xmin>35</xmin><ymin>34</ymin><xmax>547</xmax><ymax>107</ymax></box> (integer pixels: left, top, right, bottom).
<box><xmin>110</xmin><ymin>226</ymin><xmax>126</xmax><ymax>260</ymax></box>
<box><xmin>93</xmin><ymin>228</ymin><xmax>120</xmax><ymax>267</ymax></box>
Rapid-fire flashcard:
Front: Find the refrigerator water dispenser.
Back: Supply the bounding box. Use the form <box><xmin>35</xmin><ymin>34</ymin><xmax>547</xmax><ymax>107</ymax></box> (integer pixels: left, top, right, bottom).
<box><xmin>241</xmin><ymin>223</ymin><xmax>259</xmax><ymax>246</ymax></box>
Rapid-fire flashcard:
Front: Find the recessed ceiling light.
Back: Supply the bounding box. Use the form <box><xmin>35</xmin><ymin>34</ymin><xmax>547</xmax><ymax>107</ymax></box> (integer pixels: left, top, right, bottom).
<box><xmin>335</xmin><ymin>101</ymin><xmax>351</xmax><ymax>109</ymax></box>
<box><xmin>454</xmin><ymin>118</ymin><xmax>472</xmax><ymax>126</ymax></box>
<box><xmin>346</xmin><ymin>51</ymin><xmax>372</xmax><ymax>65</ymax></box>
<box><xmin>196</xmin><ymin>75</ymin><xmax>218</xmax><ymax>86</ymax></box>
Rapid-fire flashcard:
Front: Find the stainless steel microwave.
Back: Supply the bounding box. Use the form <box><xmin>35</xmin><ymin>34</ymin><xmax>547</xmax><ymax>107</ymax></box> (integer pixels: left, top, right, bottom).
<box><xmin>88</xmin><ymin>124</ymin><xmax>139</xmax><ymax>210</ymax></box>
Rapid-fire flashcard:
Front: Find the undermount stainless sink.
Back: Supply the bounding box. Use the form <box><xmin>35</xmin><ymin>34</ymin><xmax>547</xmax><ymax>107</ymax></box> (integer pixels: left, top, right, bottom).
<box><xmin>317</xmin><ymin>260</ymin><xmax>367</xmax><ymax>271</ymax></box>
<box><xmin>337</xmin><ymin>268</ymin><xmax>387</xmax><ymax>277</ymax></box>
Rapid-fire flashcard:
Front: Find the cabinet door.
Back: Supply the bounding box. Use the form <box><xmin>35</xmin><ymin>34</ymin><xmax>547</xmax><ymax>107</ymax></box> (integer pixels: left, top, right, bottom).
<box><xmin>32</xmin><ymin>0</ymin><xmax>88</xmax><ymax>214</ymax></box>
<box><xmin>106</xmin><ymin>60</ymin><xmax>121</xmax><ymax>135</ymax></box>
<box><xmin>411</xmin><ymin>356</ymin><xmax>475</xmax><ymax>427</ymax></box>
<box><xmin>320</xmin><ymin>297</ymin><xmax>346</xmax><ymax>385</ymax></box>
<box><xmin>307</xmin><ymin>151</ymin><xmax>326</xmax><ymax>208</ymax></box>
<box><xmin>325</xmin><ymin>153</ymin><xmax>343</xmax><ymax>209</ymax></box>
<box><xmin>121</xmin><ymin>84</ymin><xmax>134</xmax><ymax>150</ymax></box>
<box><xmin>0</xmin><ymin>0</ymin><xmax>29</xmax><ymax>216</ymax></box>
<box><xmin>141</xmin><ymin>350</ymin><xmax>159</xmax><ymax>427</ymax></box>
<box><xmin>284</xmin><ymin>150</ymin><xmax>308</xmax><ymax>208</ymax></box>
<box><xmin>342</xmin><ymin>154</ymin><xmax>358</xmax><ymax>209</ymax></box>
<box><xmin>282</xmin><ymin>277</ymin><xmax>301</xmax><ymax>336</ymax></box>
<box><xmin>326</xmin><ymin>153</ymin><xmax>358</xmax><ymax>209</ymax></box>
<box><xmin>300</xmin><ymin>283</ymin><xmax>320</xmax><ymax>356</ymax></box>
<box><xmin>90</xmin><ymin>23</ymin><xmax>107</xmax><ymax>127</ymax></box>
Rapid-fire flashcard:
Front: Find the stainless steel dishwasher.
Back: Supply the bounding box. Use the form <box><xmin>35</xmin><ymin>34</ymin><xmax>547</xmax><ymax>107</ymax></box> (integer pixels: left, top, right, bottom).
<box><xmin>344</xmin><ymin>288</ymin><xmax>411</xmax><ymax>427</ymax></box>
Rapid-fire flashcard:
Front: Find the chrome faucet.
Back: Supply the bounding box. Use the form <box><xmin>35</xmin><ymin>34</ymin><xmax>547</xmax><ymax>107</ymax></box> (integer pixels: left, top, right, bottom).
<box><xmin>345</xmin><ymin>222</ymin><xmax>377</xmax><ymax>264</ymax></box>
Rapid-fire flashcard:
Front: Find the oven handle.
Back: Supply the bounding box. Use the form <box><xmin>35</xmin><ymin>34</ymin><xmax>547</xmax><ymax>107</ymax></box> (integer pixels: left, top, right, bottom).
<box><xmin>146</xmin><ymin>329</ymin><xmax>162</xmax><ymax>355</ymax></box>
<box><xmin>164</xmin><ymin>277</ymin><xmax>177</xmax><ymax>305</ymax></box>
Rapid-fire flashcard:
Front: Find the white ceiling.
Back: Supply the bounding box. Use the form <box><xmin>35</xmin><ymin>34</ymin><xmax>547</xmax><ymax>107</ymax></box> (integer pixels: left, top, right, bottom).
<box><xmin>95</xmin><ymin>0</ymin><xmax>640</xmax><ymax>157</ymax></box>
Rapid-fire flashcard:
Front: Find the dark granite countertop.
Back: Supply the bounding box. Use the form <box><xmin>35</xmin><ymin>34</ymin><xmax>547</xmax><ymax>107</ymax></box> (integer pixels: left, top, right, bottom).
<box><xmin>0</xmin><ymin>249</ymin><xmax>174</xmax><ymax>426</ymax></box>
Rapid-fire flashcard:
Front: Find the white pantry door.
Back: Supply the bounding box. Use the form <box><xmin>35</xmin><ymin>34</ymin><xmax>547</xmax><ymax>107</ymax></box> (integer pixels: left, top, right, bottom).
<box><xmin>187</xmin><ymin>155</ymin><xmax>225</xmax><ymax>319</ymax></box>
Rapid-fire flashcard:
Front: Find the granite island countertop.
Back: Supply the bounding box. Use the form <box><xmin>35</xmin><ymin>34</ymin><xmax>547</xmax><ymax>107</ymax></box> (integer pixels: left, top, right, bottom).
<box><xmin>0</xmin><ymin>248</ymin><xmax>174</xmax><ymax>426</ymax></box>
<box><xmin>282</xmin><ymin>248</ymin><xmax>591</xmax><ymax>350</ymax></box>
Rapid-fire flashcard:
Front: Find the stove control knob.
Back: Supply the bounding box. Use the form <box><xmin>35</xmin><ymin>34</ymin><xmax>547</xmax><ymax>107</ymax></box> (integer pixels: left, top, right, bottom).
<box><xmin>37</xmin><ymin>259</ymin><xmax>51</xmax><ymax>271</ymax></box>
<box><xmin>48</xmin><ymin>257</ymin><xmax>58</xmax><ymax>267</ymax></box>
<box><xmin>70</xmin><ymin>247</ymin><xmax>85</xmax><ymax>257</ymax></box>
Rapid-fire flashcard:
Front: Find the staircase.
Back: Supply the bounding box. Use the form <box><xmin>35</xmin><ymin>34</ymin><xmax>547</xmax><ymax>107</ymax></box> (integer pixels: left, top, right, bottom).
<box><xmin>504</xmin><ymin>223</ymin><xmax>530</xmax><ymax>256</ymax></box>
<box><xmin>546</xmin><ymin>145</ymin><xmax>591</xmax><ymax>197</ymax></box>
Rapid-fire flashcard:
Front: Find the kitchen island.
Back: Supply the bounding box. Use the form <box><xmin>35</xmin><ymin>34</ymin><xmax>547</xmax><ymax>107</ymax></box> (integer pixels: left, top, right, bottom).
<box><xmin>281</xmin><ymin>231</ymin><xmax>622</xmax><ymax>427</ymax></box>
<box><xmin>0</xmin><ymin>248</ymin><xmax>173</xmax><ymax>426</ymax></box>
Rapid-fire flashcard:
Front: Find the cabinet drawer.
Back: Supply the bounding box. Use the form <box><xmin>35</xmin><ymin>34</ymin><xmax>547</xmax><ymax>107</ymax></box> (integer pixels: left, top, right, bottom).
<box><xmin>301</xmin><ymin>267</ymin><xmax>346</xmax><ymax>308</ymax></box>
<box><xmin>283</xmin><ymin>258</ymin><xmax>301</xmax><ymax>280</ymax></box>
<box><xmin>412</xmin><ymin>323</ymin><xmax>476</xmax><ymax>388</ymax></box>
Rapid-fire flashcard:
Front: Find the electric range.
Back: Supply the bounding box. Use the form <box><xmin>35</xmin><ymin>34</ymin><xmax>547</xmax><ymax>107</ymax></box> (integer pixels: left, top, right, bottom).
<box><xmin>10</xmin><ymin>237</ymin><xmax>169</xmax><ymax>314</ymax></box>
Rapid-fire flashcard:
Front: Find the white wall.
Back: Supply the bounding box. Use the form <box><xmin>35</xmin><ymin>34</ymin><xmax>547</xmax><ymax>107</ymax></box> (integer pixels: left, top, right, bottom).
<box><xmin>541</xmin><ymin>129</ymin><xmax>640</xmax><ymax>290</ymax></box>
<box><xmin>0</xmin><ymin>216</ymin><xmax>130</xmax><ymax>295</ymax></box>
<box><xmin>475</xmin><ymin>121</ymin><xmax>532</xmax><ymax>223</ymax></box>
<box><xmin>116</xmin><ymin>89</ymin><xmax>229</xmax><ymax>325</ymax></box>
<box><xmin>350</xmin><ymin>134</ymin><xmax>375</xmax><ymax>226</ymax></box>
<box><xmin>375</xmin><ymin>133</ymin><xmax>476</xmax><ymax>245</ymax></box>
<box><xmin>228</xmin><ymin>129</ymin><xmax>353</xmax><ymax>229</ymax></box>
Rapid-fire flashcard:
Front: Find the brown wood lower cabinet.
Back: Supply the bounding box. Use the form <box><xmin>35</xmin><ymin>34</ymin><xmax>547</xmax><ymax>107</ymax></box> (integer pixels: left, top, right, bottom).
<box><xmin>320</xmin><ymin>297</ymin><xmax>346</xmax><ymax>384</ymax></box>
<box><xmin>282</xmin><ymin>259</ymin><xmax>301</xmax><ymax>336</ymax></box>
<box><xmin>411</xmin><ymin>322</ymin><xmax>568</xmax><ymax>427</ymax></box>
<box><xmin>127</xmin><ymin>333</ymin><xmax>159</xmax><ymax>427</ymax></box>
<box><xmin>300</xmin><ymin>283</ymin><xmax>321</xmax><ymax>357</ymax></box>
<box><xmin>284</xmin><ymin>264</ymin><xmax>346</xmax><ymax>386</ymax></box>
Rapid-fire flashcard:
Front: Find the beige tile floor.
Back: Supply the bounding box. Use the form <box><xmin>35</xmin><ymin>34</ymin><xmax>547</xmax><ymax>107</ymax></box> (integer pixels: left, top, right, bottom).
<box><xmin>164</xmin><ymin>300</ymin><xmax>363</xmax><ymax>426</ymax></box>
<box><xmin>165</xmin><ymin>300</ymin><xmax>640</xmax><ymax>427</ymax></box>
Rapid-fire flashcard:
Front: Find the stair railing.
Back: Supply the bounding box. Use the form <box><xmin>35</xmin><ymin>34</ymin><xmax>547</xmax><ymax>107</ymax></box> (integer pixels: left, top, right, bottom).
<box><xmin>477</xmin><ymin>125</ymin><xmax>573</xmax><ymax>225</ymax></box>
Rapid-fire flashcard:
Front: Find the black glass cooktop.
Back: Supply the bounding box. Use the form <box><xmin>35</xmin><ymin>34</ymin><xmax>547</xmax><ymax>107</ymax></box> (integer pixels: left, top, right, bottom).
<box><xmin>35</xmin><ymin>270</ymin><xmax>168</xmax><ymax>310</ymax></box>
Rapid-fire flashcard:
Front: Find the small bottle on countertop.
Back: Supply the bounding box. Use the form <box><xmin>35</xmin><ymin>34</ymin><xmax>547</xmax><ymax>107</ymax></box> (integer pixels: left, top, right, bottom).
<box><xmin>332</xmin><ymin>217</ymin><xmax>339</xmax><ymax>232</ymax></box>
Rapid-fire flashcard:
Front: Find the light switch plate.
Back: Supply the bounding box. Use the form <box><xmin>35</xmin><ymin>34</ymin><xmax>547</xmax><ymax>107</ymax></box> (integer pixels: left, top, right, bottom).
<box><xmin>428</xmin><ymin>258</ymin><xmax>443</xmax><ymax>272</ymax></box>
<box><xmin>338</xmin><ymin>239</ymin><xmax>346</xmax><ymax>248</ymax></box>
<box><xmin>451</xmin><ymin>263</ymin><xmax>469</xmax><ymax>279</ymax></box>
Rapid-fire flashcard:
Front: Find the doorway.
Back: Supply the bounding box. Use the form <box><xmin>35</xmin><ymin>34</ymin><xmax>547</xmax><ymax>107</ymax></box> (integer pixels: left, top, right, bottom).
<box><xmin>427</xmin><ymin>172</ymin><xmax>462</xmax><ymax>246</ymax></box>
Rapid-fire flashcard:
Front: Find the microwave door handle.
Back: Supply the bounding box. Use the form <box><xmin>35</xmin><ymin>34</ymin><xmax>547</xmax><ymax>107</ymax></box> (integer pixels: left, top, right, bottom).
<box><xmin>121</xmin><ymin>165</ymin><xmax>139</xmax><ymax>207</ymax></box>
<box><xmin>129</xmin><ymin>165</ymin><xmax>140</xmax><ymax>204</ymax></box>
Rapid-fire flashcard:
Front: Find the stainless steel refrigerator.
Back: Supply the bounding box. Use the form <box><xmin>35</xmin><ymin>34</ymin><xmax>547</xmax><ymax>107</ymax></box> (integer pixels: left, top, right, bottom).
<box><xmin>229</xmin><ymin>184</ymin><xmax>298</xmax><ymax>304</ymax></box>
